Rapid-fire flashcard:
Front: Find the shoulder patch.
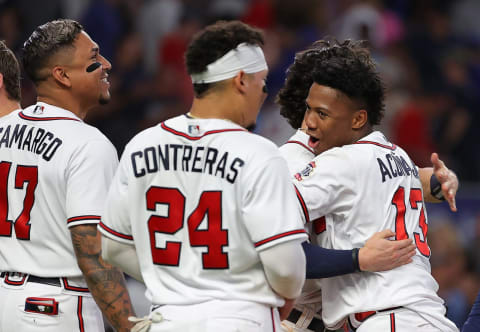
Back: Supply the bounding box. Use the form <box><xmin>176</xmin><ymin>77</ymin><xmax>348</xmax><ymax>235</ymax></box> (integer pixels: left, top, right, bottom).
<box><xmin>294</xmin><ymin>161</ymin><xmax>316</xmax><ymax>181</ymax></box>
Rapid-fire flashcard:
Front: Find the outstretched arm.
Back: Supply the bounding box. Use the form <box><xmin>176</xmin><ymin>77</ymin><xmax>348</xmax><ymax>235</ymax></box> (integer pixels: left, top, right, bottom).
<box><xmin>419</xmin><ymin>153</ymin><xmax>458</xmax><ymax>212</ymax></box>
<box><xmin>304</xmin><ymin>229</ymin><xmax>416</xmax><ymax>278</ymax></box>
<box><xmin>71</xmin><ymin>224</ymin><xmax>135</xmax><ymax>332</ymax></box>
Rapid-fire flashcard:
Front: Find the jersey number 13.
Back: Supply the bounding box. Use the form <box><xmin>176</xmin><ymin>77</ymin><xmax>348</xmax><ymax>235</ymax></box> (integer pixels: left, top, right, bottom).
<box><xmin>392</xmin><ymin>186</ymin><xmax>430</xmax><ymax>257</ymax></box>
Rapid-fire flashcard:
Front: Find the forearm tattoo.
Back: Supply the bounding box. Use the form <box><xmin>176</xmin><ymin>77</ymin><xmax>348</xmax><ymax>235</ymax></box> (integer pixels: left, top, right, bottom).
<box><xmin>71</xmin><ymin>224</ymin><xmax>135</xmax><ymax>331</ymax></box>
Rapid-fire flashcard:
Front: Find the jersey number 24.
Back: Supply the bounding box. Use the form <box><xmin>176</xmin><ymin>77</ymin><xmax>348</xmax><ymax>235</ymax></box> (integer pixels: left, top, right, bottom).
<box><xmin>147</xmin><ymin>186</ymin><xmax>228</xmax><ymax>269</ymax></box>
<box><xmin>0</xmin><ymin>162</ymin><xmax>38</xmax><ymax>240</ymax></box>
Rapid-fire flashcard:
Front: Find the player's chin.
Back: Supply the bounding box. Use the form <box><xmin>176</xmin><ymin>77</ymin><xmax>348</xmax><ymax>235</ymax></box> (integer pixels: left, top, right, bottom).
<box><xmin>98</xmin><ymin>93</ymin><xmax>111</xmax><ymax>105</ymax></box>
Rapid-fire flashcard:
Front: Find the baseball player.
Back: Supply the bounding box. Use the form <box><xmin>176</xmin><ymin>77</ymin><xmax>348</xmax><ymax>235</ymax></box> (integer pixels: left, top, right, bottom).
<box><xmin>277</xmin><ymin>40</ymin><xmax>459</xmax><ymax>332</ymax></box>
<box><xmin>290</xmin><ymin>39</ymin><xmax>458</xmax><ymax>331</ymax></box>
<box><xmin>0</xmin><ymin>40</ymin><xmax>21</xmax><ymax>119</ymax></box>
<box><xmin>0</xmin><ymin>20</ymin><xmax>135</xmax><ymax>332</ymax></box>
<box><xmin>99</xmin><ymin>21</ymin><xmax>308</xmax><ymax>332</ymax></box>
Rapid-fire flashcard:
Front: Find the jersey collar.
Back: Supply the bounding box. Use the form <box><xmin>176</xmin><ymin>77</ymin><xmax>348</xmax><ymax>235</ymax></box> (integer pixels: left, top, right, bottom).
<box><xmin>355</xmin><ymin>131</ymin><xmax>396</xmax><ymax>150</ymax></box>
<box><xmin>19</xmin><ymin>102</ymin><xmax>82</xmax><ymax>122</ymax></box>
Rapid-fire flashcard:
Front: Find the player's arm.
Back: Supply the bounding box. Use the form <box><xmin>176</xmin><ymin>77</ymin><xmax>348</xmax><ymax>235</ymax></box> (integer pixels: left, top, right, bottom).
<box><xmin>70</xmin><ymin>225</ymin><xmax>135</xmax><ymax>332</ymax></box>
<box><xmin>303</xmin><ymin>229</ymin><xmax>416</xmax><ymax>278</ymax></box>
<box><xmin>66</xmin><ymin>139</ymin><xmax>135</xmax><ymax>331</ymax></box>
<box><xmin>259</xmin><ymin>239</ymin><xmax>306</xmax><ymax>320</ymax></box>
<box><xmin>101</xmin><ymin>235</ymin><xmax>143</xmax><ymax>282</ymax></box>
<box><xmin>419</xmin><ymin>152</ymin><xmax>458</xmax><ymax>211</ymax></box>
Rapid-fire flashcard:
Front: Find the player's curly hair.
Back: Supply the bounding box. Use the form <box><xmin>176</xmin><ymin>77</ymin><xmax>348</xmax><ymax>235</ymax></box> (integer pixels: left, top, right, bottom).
<box><xmin>276</xmin><ymin>42</ymin><xmax>325</xmax><ymax>129</ymax></box>
<box><xmin>277</xmin><ymin>39</ymin><xmax>385</xmax><ymax>128</ymax></box>
<box><xmin>0</xmin><ymin>40</ymin><xmax>21</xmax><ymax>101</ymax></box>
<box><xmin>22</xmin><ymin>19</ymin><xmax>83</xmax><ymax>84</ymax></box>
<box><xmin>185</xmin><ymin>20</ymin><xmax>264</xmax><ymax>98</ymax></box>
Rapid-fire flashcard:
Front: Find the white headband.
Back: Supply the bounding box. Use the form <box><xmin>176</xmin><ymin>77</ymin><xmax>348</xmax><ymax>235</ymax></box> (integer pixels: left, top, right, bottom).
<box><xmin>190</xmin><ymin>42</ymin><xmax>268</xmax><ymax>84</ymax></box>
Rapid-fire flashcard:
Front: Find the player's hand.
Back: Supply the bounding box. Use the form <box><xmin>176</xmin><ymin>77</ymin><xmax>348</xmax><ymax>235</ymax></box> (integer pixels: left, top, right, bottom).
<box><xmin>359</xmin><ymin>230</ymin><xmax>416</xmax><ymax>272</ymax></box>
<box><xmin>431</xmin><ymin>152</ymin><xmax>458</xmax><ymax>212</ymax></box>
<box><xmin>278</xmin><ymin>298</ymin><xmax>296</xmax><ymax>321</ymax></box>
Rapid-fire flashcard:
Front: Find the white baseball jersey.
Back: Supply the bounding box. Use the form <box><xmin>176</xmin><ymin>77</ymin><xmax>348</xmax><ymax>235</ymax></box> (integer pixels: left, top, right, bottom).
<box><xmin>278</xmin><ymin>129</ymin><xmax>315</xmax><ymax>174</ymax></box>
<box><xmin>293</xmin><ymin>131</ymin><xmax>457</xmax><ymax>331</ymax></box>
<box><xmin>0</xmin><ymin>102</ymin><xmax>118</xmax><ymax>278</ymax></box>
<box><xmin>99</xmin><ymin>114</ymin><xmax>307</xmax><ymax>307</ymax></box>
<box><xmin>279</xmin><ymin>129</ymin><xmax>325</xmax><ymax>320</ymax></box>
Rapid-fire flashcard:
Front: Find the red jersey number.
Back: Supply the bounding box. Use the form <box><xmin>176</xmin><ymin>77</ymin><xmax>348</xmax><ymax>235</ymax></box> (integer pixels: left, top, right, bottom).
<box><xmin>0</xmin><ymin>162</ymin><xmax>38</xmax><ymax>240</ymax></box>
<box><xmin>391</xmin><ymin>186</ymin><xmax>430</xmax><ymax>257</ymax></box>
<box><xmin>147</xmin><ymin>187</ymin><xmax>228</xmax><ymax>269</ymax></box>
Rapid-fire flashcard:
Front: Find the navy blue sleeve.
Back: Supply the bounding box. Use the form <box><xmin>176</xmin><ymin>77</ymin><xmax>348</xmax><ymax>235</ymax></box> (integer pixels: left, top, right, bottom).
<box><xmin>302</xmin><ymin>242</ymin><xmax>356</xmax><ymax>278</ymax></box>
<box><xmin>462</xmin><ymin>291</ymin><xmax>480</xmax><ymax>332</ymax></box>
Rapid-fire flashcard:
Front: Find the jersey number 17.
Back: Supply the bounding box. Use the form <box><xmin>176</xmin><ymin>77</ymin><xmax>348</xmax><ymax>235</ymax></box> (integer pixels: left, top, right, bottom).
<box><xmin>0</xmin><ymin>162</ymin><xmax>38</xmax><ymax>240</ymax></box>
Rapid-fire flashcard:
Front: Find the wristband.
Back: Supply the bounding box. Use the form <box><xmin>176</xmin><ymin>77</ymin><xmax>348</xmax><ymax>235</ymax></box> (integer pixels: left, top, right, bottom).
<box><xmin>430</xmin><ymin>174</ymin><xmax>445</xmax><ymax>201</ymax></box>
<box><xmin>352</xmin><ymin>248</ymin><xmax>361</xmax><ymax>272</ymax></box>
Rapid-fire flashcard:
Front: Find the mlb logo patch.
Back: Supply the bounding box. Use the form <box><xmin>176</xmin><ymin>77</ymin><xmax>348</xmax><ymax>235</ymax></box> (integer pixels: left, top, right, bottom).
<box><xmin>188</xmin><ymin>124</ymin><xmax>201</xmax><ymax>136</ymax></box>
<box><xmin>294</xmin><ymin>161</ymin><xmax>316</xmax><ymax>181</ymax></box>
<box><xmin>33</xmin><ymin>105</ymin><xmax>44</xmax><ymax>114</ymax></box>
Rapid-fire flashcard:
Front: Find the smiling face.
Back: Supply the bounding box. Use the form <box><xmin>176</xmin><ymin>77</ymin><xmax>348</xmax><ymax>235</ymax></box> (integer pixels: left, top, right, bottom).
<box><xmin>305</xmin><ymin>83</ymin><xmax>367</xmax><ymax>155</ymax></box>
<box><xmin>67</xmin><ymin>31</ymin><xmax>112</xmax><ymax>108</ymax></box>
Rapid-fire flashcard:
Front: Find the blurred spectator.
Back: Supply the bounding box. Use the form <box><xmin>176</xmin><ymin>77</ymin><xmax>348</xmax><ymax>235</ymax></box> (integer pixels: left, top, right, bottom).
<box><xmin>429</xmin><ymin>222</ymin><xmax>472</xmax><ymax>328</ymax></box>
<box><xmin>60</xmin><ymin>0</ymin><xmax>91</xmax><ymax>20</ymax></box>
<box><xmin>437</xmin><ymin>49</ymin><xmax>480</xmax><ymax>181</ymax></box>
<box><xmin>0</xmin><ymin>4</ymin><xmax>22</xmax><ymax>51</ymax></box>
<box><xmin>156</xmin><ymin>12</ymin><xmax>203</xmax><ymax>106</ymax></box>
<box><xmin>451</xmin><ymin>0</ymin><xmax>480</xmax><ymax>45</ymax></box>
<box><xmin>242</xmin><ymin>0</ymin><xmax>275</xmax><ymax>29</ymax></box>
<box><xmin>81</xmin><ymin>0</ymin><xmax>128</xmax><ymax>62</ymax></box>
<box><xmin>14</xmin><ymin>0</ymin><xmax>62</xmax><ymax>40</ymax></box>
<box><xmin>137</xmin><ymin>0</ymin><xmax>182</xmax><ymax>74</ymax></box>
<box><xmin>392</xmin><ymin>88</ymin><xmax>446</xmax><ymax>167</ymax></box>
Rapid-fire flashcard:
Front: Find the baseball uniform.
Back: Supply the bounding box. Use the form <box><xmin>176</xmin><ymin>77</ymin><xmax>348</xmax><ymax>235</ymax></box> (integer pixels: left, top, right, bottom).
<box><xmin>294</xmin><ymin>131</ymin><xmax>458</xmax><ymax>331</ymax></box>
<box><xmin>279</xmin><ymin>129</ymin><xmax>328</xmax><ymax>332</ymax></box>
<box><xmin>0</xmin><ymin>102</ymin><xmax>118</xmax><ymax>331</ymax></box>
<box><xmin>279</xmin><ymin>129</ymin><xmax>315</xmax><ymax>174</ymax></box>
<box><xmin>99</xmin><ymin>114</ymin><xmax>308</xmax><ymax>331</ymax></box>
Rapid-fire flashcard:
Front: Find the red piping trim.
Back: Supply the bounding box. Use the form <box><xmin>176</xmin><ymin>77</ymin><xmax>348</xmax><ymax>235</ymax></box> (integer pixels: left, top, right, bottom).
<box><xmin>255</xmin><ymin>229</ymin><xmax>306</xmax><ymax>248</ymax></box>
<box><xmin>98</xmin><ymin>222</ymin><xmax>134</xmax><ymax>241</ymax></box>
<box><xmin>19</xmin><ymin>112</ymin><xmax>80</xmax><ymax>122</ymax></box>
<box><xmin>160</xmin><ymin>122</ymin><xmax>246</xmax><ymax>140</ymax></box>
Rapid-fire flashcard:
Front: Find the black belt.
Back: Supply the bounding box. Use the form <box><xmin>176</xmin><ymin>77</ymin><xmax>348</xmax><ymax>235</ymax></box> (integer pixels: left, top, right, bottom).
<box><xmin>287</xmin><ymin>308</ymin><xmax>325</xmax><ymax>332</ymax></box>
<box><xmin>1</xmin><ymin>272</ymin><xmax>61</xmax><ymax>287</ymax></box>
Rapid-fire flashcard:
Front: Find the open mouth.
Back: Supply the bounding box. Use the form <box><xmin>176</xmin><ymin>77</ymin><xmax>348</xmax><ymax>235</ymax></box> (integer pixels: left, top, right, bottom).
<box><xmin>100</xmin><ymin>76</ymin><xmax>110</xmax><ymax>86</ymax></box>
<box><xmin>308</xmin><ymin>135</ymin><xmax>320</xmax><ymax>148</ymax></box>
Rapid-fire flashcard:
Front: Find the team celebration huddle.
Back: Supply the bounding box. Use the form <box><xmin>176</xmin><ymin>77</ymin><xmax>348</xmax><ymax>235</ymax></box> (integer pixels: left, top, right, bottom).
<box><xmin>0</xmin><ymin>16</ymin><xmax>477</xmax><ymax>332</ymax></box>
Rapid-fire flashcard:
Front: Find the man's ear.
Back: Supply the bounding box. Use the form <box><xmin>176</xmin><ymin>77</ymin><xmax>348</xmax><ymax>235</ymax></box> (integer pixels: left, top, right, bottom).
<box><xmin>232</xmin><ymin>70</ymin><xmax>248</xmax><ymax>94</ymax></box>
<box><xmin>52</xmin><ymin>66</ymin><xmax>72</xmax><ymax>88</ymax></box>
<box><xmin>352</xmin><ymin>109</ymin><xmax>368</xmax><ymax>129</ymax></box>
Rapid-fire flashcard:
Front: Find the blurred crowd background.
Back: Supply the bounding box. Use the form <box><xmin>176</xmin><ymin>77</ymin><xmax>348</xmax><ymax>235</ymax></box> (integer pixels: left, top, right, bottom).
<box><xmin>0</xmin><ymin>0</ymin><xmax>479</xmax><ymax>329</ymax></box>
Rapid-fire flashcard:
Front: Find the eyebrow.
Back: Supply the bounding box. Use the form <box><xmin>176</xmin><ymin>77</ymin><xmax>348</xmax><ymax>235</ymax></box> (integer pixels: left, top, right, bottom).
<box><xmin>306</xmin><ymin>101</ymin><xmax>329</xmax><ymax>113</ymax></box>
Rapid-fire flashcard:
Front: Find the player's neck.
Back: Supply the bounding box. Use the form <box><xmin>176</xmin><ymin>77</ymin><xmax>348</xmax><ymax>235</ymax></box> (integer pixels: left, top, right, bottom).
<box><xmin>353</xmin><ymin>127</ymin><xmax>373</xmax><ymax>142</ymax></box>
<box><xmin>189</xmin><ymin>94</ymin><xmax>243</xmax><ymax>126</ymax></box>
<box><xmin>0</xmin><ymin>96</ymin><xmax>20</xmax><ymax>117</ymax></box>
<box><xmin>36</xmin><ymin>90</ymin><xmax>88</xmax><ymax>120</ymax></box>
